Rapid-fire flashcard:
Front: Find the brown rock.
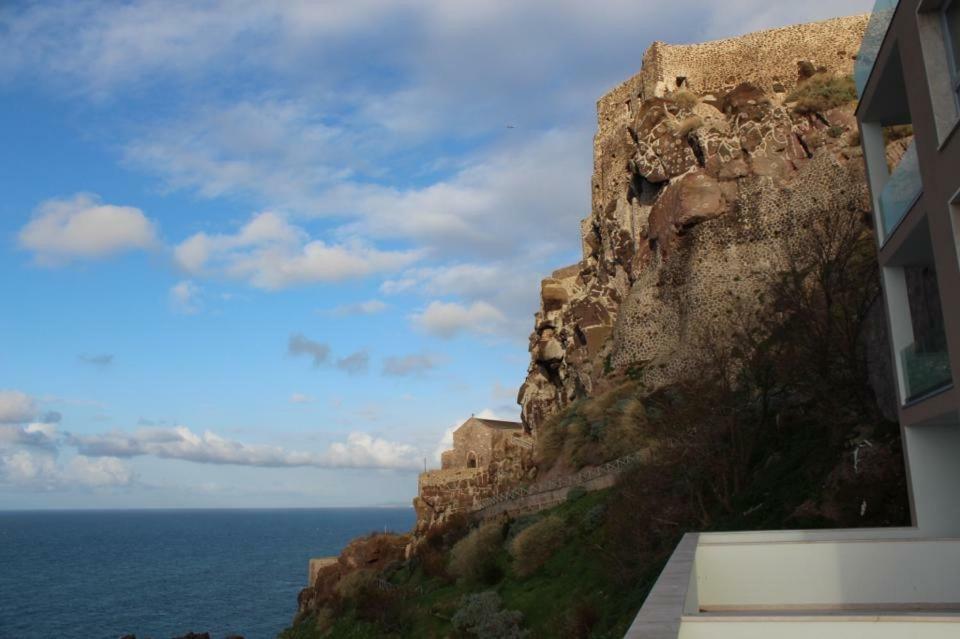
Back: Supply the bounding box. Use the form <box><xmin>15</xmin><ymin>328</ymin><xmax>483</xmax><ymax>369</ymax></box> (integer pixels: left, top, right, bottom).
<box><xmin>648</xmin><ymin>171</ymin><xmax>726</xmax><ymax>254</ymax></box>
<box><xmin>719</xmin><ymin>82</ymin><xmax>770</xmax><ymax>121</ymax></box>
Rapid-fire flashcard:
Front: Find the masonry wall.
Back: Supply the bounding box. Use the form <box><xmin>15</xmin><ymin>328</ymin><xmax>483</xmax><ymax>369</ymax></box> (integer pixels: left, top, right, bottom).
<box><xmin>597</xmin><ymin>15</ymin><xmax>869</xmax><ymax>138</ymax></box>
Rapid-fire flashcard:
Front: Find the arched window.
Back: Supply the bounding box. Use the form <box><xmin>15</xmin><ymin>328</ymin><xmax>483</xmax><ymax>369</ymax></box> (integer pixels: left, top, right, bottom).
<box><xmin>467</xmin><ymin>452</ymin><xmax>478</xmax><ymax>468</ymax></box>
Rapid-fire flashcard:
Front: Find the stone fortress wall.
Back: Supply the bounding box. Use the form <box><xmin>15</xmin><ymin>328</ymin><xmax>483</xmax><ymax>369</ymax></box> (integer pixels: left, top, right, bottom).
<box><xmin>597</xmin><ymin>15</ymin><xmax>870</xmax><ymax>136</ymax></box>
<box><xmin>519</xmin><ymin>14</ymin><xmax>876</xmax><ymax>436</ymax></box>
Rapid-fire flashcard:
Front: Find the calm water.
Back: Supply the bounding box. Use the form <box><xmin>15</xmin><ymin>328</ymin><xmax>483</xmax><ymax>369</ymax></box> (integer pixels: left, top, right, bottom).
<box><xmin>0</xmin><ymin>508</ymin><xmax>415</xmax><ymax>639</ymax></box>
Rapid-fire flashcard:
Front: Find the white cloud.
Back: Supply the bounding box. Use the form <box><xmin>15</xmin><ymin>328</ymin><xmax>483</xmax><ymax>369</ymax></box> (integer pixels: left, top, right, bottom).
<box><xmin>18</xmin><ymin>194</ymin><xmax>158</xmax><ymax>265</ymax></box>
<box><xmin>433</xmin><ymin>426</ymin><xmax>455</xmax><ymax>464</ymax></box>
<box><xmin>412</xmin><ymin>301</ymin><xmax>508</xmax><ymax>339</ymax></box>
<box><xmin>289</xmin><ymin>393</ymin><xmax>314</xmax><ymax>404</ymax></box>
<box><xmin>0</xmin><ymin>448</ymin><xmax>134</xmax><ymax>489</ymax></box>
<box><xmin>324</xmin><ymin>433</ymin><xmax>420</xmax><ymax>470</ymax></box>
<box><xmin>174</xmin><ymin>212</ymin><xmax>421</xmax><ymax>289</ymax></box>
<box><xmin>62</xmin><ymin>455</ymin><xmax>135</xmax><ymax>487</ymax></box>
<box><xmin>170</xmin><ymin>280</ymin><xmax>202</xmax><ymax>314</ymax></box>
<box><xmin>0</xmin><ymin>390</ymin><xmax>37</xmax><ymax>424</ymax></box>
<box><xmin>474</xmin><ymin>407</ymin><xmax>520</xmax><ymax>422</ymax></box>
<box><xmin>68</xmin><ymin>425</ymin><xmax>420</xmax><ymax>470</ymax></box>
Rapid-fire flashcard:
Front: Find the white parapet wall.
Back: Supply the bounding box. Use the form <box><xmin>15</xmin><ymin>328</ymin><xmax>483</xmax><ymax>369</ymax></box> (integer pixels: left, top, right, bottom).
<box><xmin>679</xmin><ymin>616</ymin><xmax>960</xmax><ymax>639</ymax></box>
<box><xmin>694</xmin><ymin>536</ymin><xmax>960</xmax><ymax>611</ymax></box>
<box><xmin>628</xmin><ymin>529</ymin><xmax>960</xmax><ymax>638</ymax></box>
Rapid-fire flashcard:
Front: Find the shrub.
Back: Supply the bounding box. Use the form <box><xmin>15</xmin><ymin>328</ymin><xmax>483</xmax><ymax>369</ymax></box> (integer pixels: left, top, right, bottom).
<box><xmin>452</xmin><ymin>591</ymin><xmax>528</xmax><ymax>639</ymax></box>
<box><xmin>566</xmin><ymin>486</ymin><xmax>588</xmax><ymax>503</ymax></box>
<box><xmin>333</xmin><ymin>569</ymin><xmax>410</xmax><ymax>633</ymax></box>
<box><xmin>510</xmin><ymin>515</ymin><xmax>566</xmax><ymax>577</ymax></box>
<box><xmin>415</xmin><ymin>512</ymin><xmax>471</xmax><ymax>580</ymax></box>
<box><xmin>563</xmin><ymin>601</ymin><xmax>601</xmax><ymax>639</ymax></box>
<box><xmin>448</xmin><ymin>520</ymin><xmax>504</xmax><ymax>584</ymax></box>
<box><xmin>506</xmin><ymin>514</ymin><xmax>540</xmax><ymax>542</ymax></box>
<box><xmin>669</xmin><ymin>89</ymin><xmax>699</xmax><ymax>110</ymax></box>
<box><xmin>787</xmin><ymin>73</ymin><xmax>856</xmax><ymax>114</ymax></box>
<box><xmin>335</xmin><ymin>569</ymin><xmax>378</xmax><ymax>600</ymax></box>
<box><xmin>583</xmin><ymin>503</ymin><xmax>607</xmax><ymax>531</ymax></box>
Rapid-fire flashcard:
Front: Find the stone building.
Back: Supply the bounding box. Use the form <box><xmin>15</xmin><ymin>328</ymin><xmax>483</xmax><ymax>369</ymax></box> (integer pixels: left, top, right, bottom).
<box><xmin>440</xmin><ymin>416</ymin><xmax>527</xmax><ymax>470</ymax></box>
<box><xmin>412</xmin><ymin>417</ymin><xmax>533</xmax><ymax>539</ymax></box>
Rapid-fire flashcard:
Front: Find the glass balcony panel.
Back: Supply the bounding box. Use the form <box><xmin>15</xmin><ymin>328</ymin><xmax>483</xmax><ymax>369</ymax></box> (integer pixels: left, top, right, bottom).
<box><xmin>901</xmin><ymin>343</ymin><xmax>953</xmax><ymax>401</ymax></box>
<box><xmin>856</xmin><ymin>0</ymin><xmax>900</xmax><ymax>96</ymax></box>
<box><xmin>880</xmin><ymin>140</ymin><xmax>921</xmax><ymax>239</ymax></box>
<box><xmin>900</xmin><ymin>263</ymin><xmax>953</xmax><ymax>402</ymax></box>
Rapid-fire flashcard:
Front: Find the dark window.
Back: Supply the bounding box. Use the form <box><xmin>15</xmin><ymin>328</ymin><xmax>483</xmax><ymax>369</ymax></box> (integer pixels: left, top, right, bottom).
<box><xmin>943</xmin><ymin>0</ymin><xmax>960</xmax><ymax>105</ymax></box>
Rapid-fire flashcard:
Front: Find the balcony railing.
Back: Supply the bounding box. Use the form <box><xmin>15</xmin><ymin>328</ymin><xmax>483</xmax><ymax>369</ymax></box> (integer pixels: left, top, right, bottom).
<box><xmin>880</xmin><ymin>140</ymin><xmax>922</xmax><ymax>239</ymax></box>
<box><xmin>902</xmin><ymin>342</ymin><xmax>953</xmax><ymax>401</ymax></box>
<box><xmin>855</xmin><ymin>0</ymin><xmax>900</xmax><ymax>96</ymax></box>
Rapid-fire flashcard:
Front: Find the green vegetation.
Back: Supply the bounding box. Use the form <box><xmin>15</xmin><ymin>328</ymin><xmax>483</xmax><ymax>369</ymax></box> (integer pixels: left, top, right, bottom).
<box><xmin>451</xmin><ymin>591</ymin><xmax>527</xmax><ymax>639</ymax></box>
<box><xmin>449</xmin><ymin>521</ymin><xmax>504</xmax><ymax>584</ymax></box>
<box><xmin>787</xmin><ymin>72</ymin><xmax>857</xmax><ymax>114</ymax></box>
<box><xmin>509</xmin><ymin>516</ymin><xmax>566</xmax><ymax>577</ymax></box>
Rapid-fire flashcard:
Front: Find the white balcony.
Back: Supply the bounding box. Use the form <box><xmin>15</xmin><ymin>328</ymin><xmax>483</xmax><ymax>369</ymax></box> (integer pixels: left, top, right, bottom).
<box><xmin>627</xmin><ymin>529</ymin><xmax>960</xmax><ymax>638</ymax></box>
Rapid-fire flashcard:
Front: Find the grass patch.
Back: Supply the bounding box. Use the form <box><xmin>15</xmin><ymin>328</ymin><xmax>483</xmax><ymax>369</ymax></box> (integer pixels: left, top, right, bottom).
<box><xmin>535</xmin><ymin>380</ymin><xmax>649</xmax><ymax>474</ymax></box>
<box><xmin>668</xmin><ymin>89</ymin><xmax>699</xmax><ymax>110</ymax></box>
<box><xmin>787</xmin><ymin>73</ymin><xmax>856</xmax><ymax>114</ymax></box>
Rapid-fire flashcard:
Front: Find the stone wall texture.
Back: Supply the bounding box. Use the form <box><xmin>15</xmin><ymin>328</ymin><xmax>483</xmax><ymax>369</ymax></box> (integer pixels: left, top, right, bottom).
<box><xmin>518</xmin><ymin>15</ymin><xmax>874</xmax><ymax>435</ymax></box>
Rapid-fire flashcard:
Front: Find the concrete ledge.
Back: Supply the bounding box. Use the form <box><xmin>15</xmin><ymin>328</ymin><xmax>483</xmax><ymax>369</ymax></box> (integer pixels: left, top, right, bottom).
<box><xmin>625</xmin><ymin>533</ymin><xmax>699</xmax><ymax>639</ymax></box>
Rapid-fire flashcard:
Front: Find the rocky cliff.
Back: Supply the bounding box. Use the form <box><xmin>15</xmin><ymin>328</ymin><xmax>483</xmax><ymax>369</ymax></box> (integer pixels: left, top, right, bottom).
<box><xmin>519</xmin><ymin>15</ymin><xmax>873</xmax><ymax>435</ymax></box>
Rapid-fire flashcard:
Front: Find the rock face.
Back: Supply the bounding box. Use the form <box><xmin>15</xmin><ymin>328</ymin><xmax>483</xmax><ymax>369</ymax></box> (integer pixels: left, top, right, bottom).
<box><xmin>518</xmin><ymin>15</ymin><xmax>872</xmax><ymax>435</ymax></box>
<box><xmin>296</xmin><ymin>533</ymin><xmax>410</xmax><ymax>620</ymax></box>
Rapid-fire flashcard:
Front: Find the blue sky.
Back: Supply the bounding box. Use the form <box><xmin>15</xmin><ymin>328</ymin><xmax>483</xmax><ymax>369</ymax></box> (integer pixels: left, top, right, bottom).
<box><xmin>0</xmin><ymin>0</ymin><xmax>872</xmax><ymax>509</ymax></box>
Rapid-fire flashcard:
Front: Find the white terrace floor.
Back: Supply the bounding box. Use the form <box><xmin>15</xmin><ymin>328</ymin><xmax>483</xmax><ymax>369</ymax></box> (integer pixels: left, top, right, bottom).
<box><xmin>626</xmin><ymin>529</ymin><xmax>960</xmax><ymax>638</ymax></box>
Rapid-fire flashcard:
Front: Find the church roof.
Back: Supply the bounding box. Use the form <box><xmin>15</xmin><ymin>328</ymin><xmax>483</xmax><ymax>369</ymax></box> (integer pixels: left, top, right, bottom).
<box><xmin>457</xmin><ymin>417</ymin><xmax>523</xmax><ymax>432</ymax></box>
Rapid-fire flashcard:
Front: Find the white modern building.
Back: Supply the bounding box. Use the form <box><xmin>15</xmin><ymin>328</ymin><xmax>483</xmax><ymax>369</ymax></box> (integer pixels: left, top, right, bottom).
<box><xmin>628</xmin><ymin>2</ymin><xmax>960</xmax><ymax>636</ymax></box>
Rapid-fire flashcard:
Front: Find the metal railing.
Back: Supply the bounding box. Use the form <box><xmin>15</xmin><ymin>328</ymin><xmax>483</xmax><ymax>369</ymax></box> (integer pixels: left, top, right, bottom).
<box><xmin>476</xmin><ymin>449</ymin><xmax>646</xmax><ymax>512</ymax></box>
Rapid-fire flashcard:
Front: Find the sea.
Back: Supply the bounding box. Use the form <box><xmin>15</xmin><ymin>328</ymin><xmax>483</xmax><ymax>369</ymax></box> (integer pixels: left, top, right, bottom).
<box><xmin>0</xmin><ymin>508</ymin><xmax>416</xmax><ymax>639</ymax></box>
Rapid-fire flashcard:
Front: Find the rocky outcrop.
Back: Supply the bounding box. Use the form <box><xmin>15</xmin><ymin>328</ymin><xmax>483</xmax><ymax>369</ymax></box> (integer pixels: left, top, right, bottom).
<box><xmin>296</xmin><ymin>533</ymin><xmax>410</xmax><ymax>621</ymax></box>
<box><xmin>518</xmin><ymin>15</ymin><xmax>872</xmax><ymax>435</ymax></box>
